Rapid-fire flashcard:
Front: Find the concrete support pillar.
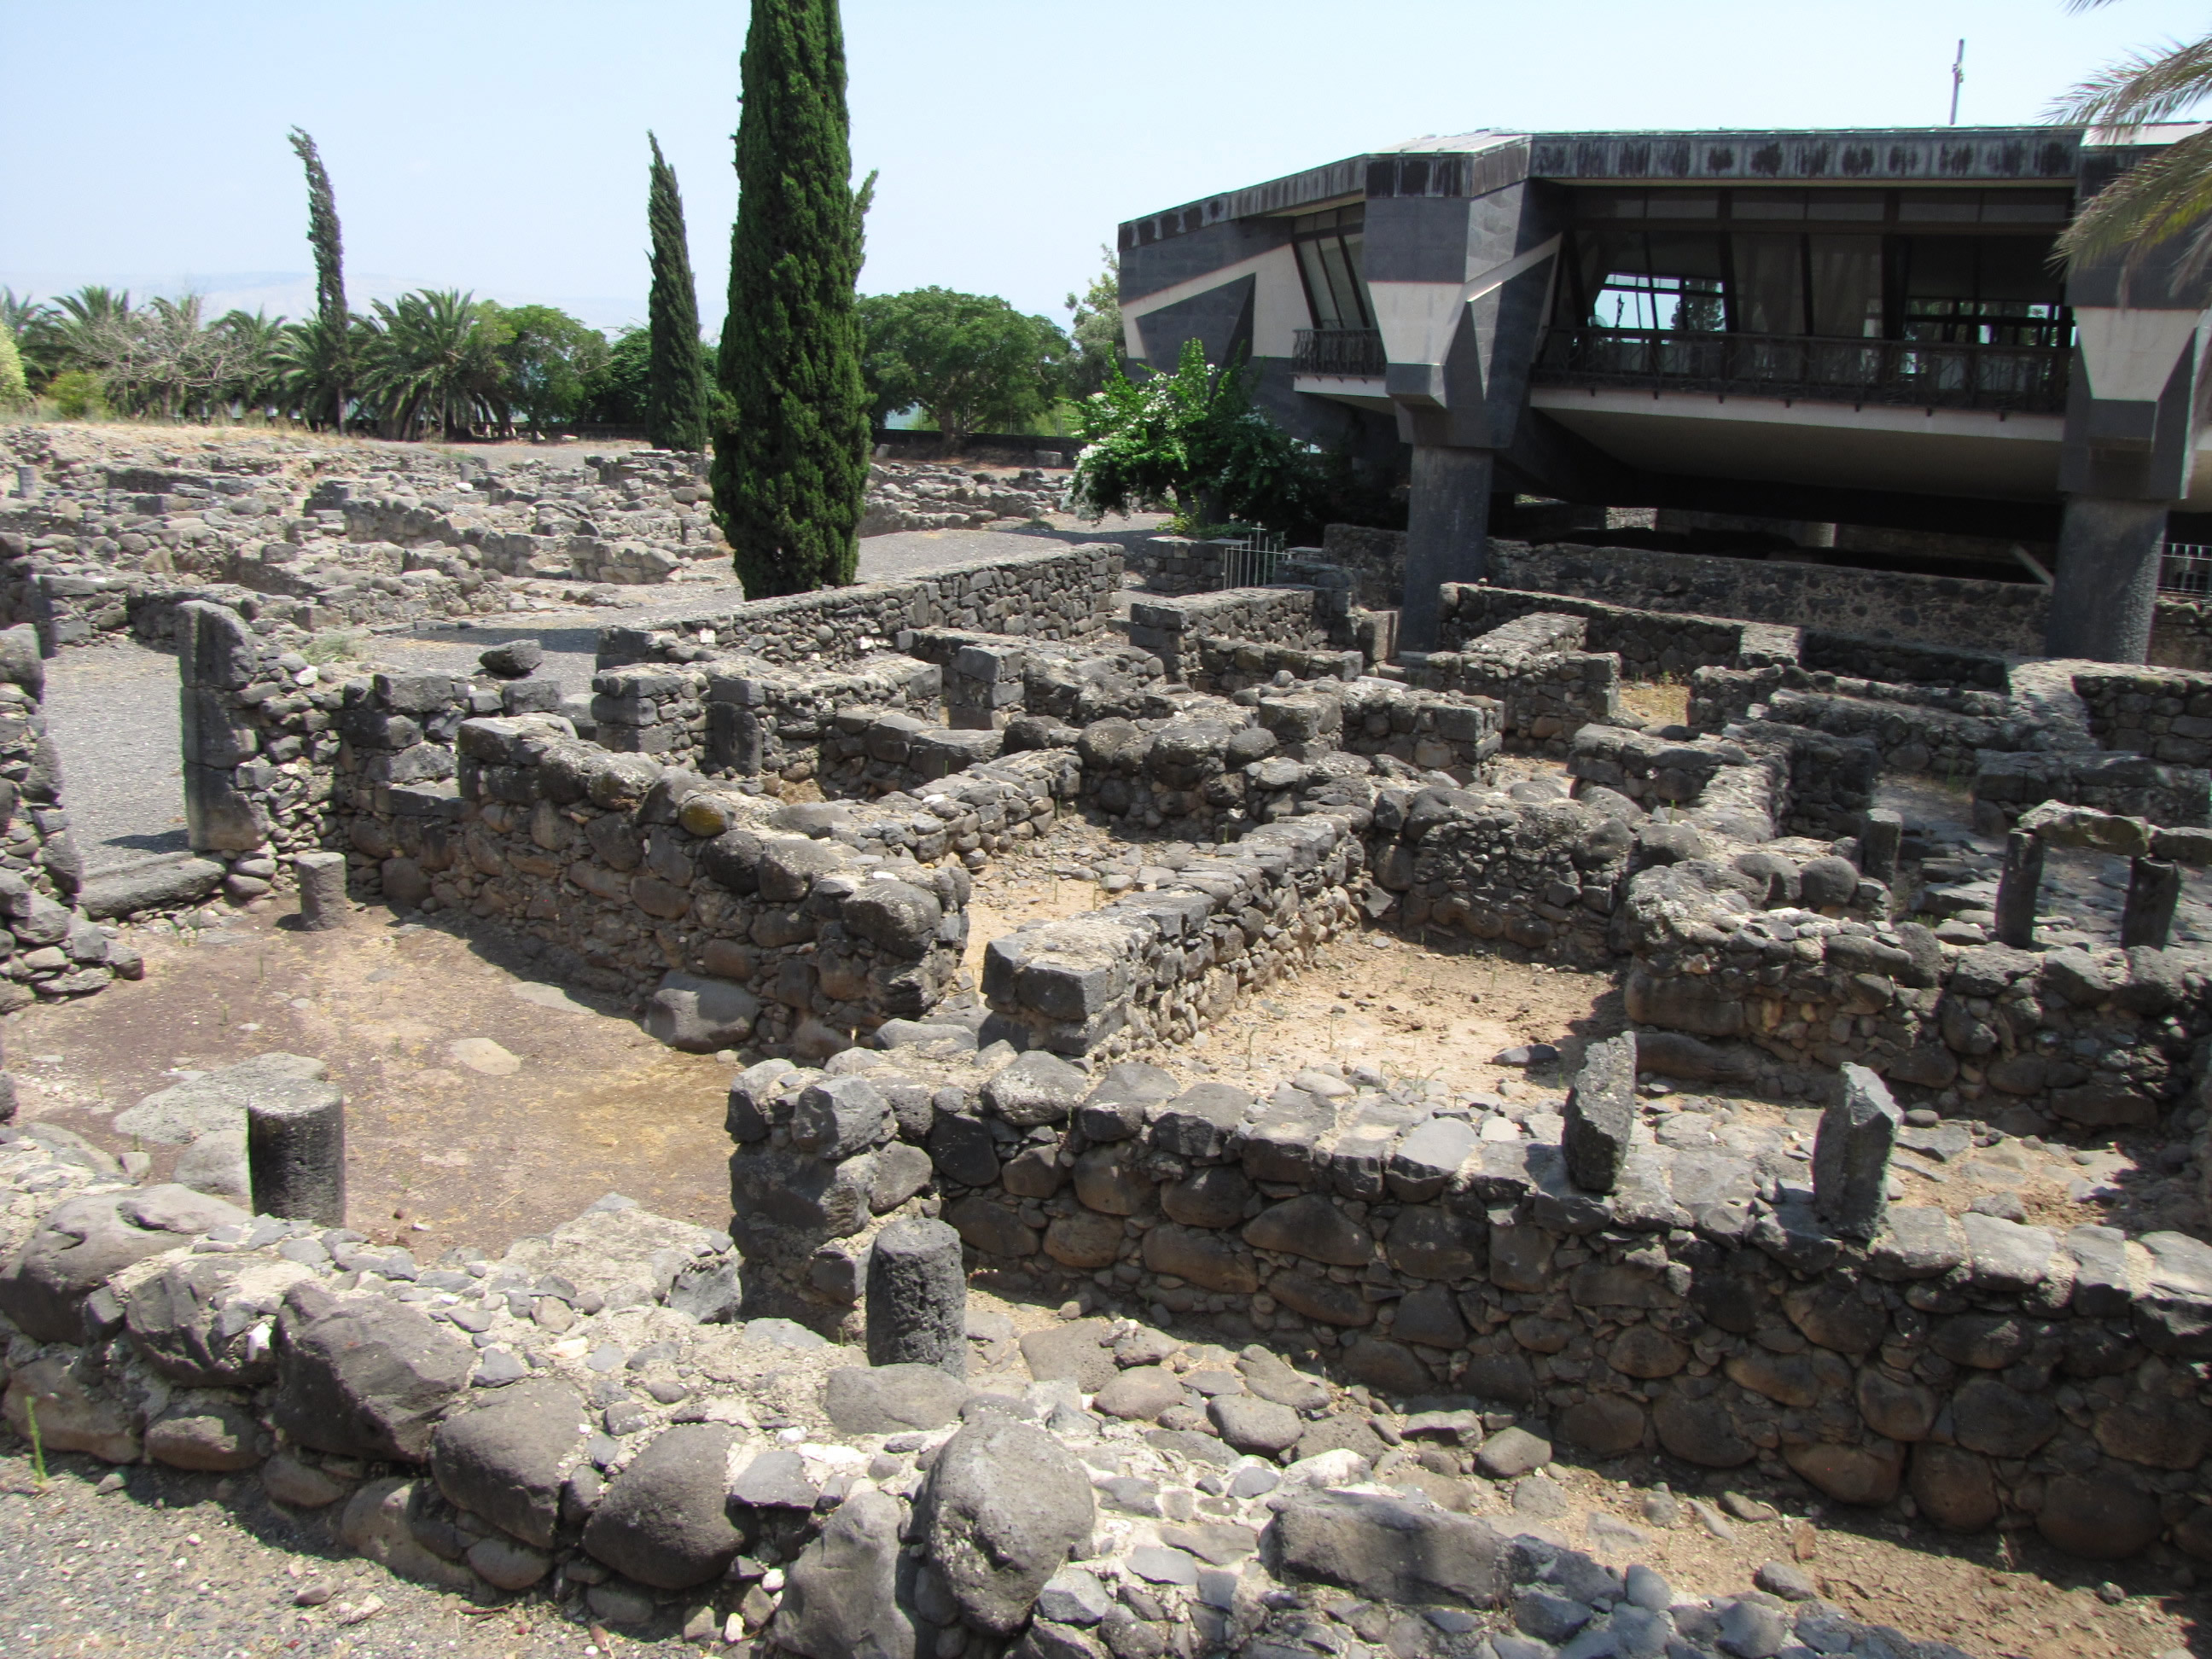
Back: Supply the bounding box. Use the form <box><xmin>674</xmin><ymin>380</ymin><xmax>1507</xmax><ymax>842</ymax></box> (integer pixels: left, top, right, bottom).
<box><xmin>2046</xmin><ymin>497</ymin><xmax>2168</xmax><ymax>662</ymax></box>
<box><xmin>865</xmin><ymin>1215</ymin><xmax>967</xmax><ymax>1376</ymax></box>
<box><xmin>1399</xmin><ymin>445</ymin><xmax>1495</xmax><ymax>654</ymax></box>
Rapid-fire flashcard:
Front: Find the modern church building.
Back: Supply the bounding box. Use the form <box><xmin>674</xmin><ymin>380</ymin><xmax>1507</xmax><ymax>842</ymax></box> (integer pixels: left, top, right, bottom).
<box><xmin>1115</xmin><ymin>125</ymin><xmax>2212</xmax><ymax>660</ymax></box>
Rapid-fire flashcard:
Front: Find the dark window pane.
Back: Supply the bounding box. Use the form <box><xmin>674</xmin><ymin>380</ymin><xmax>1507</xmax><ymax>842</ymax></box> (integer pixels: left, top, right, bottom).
<box><xmin>1808</xmin><ymin>237</ymin><xmax>1883</xmax><ymax>337</ymax></box>
<box><xmin>1733</xmin><ymin>235</ymin><xmax>1805</xmax><ymax>335</ymax></box>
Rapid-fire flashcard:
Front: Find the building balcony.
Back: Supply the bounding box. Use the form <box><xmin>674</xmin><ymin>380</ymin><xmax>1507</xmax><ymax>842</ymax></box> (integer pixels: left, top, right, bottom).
<box><xmin>1292</xmin><ymin>329</ymin><xmax>1388</xmax><ymax>378</ymax></box>
<box><xmin>1534</xmin><ymin>328</ymin><xmax>2070</xmax><ymax>415</ymax></box>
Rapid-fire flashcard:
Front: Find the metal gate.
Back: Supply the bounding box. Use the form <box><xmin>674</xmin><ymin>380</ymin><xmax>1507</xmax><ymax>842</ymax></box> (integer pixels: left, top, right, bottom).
<box><xmin>2162</xmin><ymin>543</ymin><xmax>2212</xmax><ymax>597</ymax></box>
<box><xmin>1219</xmin><ymin>530</ymin><xmax>1284</xmax><ymax>590</ymax></box>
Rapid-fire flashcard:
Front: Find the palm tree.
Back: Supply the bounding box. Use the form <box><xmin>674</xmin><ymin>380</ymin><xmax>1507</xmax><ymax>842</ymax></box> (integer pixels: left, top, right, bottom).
<box><xmin>214</xmin><ymin>310</ymin><xmax>290</xmax><ymax>416</ymax></box>
<box><xmin>278</xmin><ymin>311</ymin><xmax>375</xmax><ymax>431</ymax></box>
<box><xmin>358</xmin><ymin>290</ymin><xmax>503</xmax><ymax>440</ymax></box>
<box><xmin>2051</xmin><ymin>1</ymin><xmax>2212</xmax><ymax>278</ymax></box>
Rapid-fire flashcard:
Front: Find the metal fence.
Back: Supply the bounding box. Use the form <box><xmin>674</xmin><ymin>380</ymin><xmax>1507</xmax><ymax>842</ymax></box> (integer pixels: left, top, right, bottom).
<box><xmin>2162</xmin><ymin>543</ymin><xmax>2212</xmax><ymax>597</ymax></box>
<box><xmin>1534</xmin><ymin>328</ymin><xmax>2070</xmax><ymax>415</ymax></box>
<box><xmin>1220</xmin><ymin>530</ymin><xmax>1285</xmax><ymax>589</ymax></box>
<box><xmin>1292</xmin><ymin>329</ymin><xmax>1388</xmax><ymax>378</ymax></box>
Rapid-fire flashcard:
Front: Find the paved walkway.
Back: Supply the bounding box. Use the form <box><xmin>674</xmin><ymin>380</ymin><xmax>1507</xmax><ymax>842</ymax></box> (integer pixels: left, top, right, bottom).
<box><xmin>44</xmin><ymin>521</ymin><xmax>1165</xmax><ymax>874</ymax></box>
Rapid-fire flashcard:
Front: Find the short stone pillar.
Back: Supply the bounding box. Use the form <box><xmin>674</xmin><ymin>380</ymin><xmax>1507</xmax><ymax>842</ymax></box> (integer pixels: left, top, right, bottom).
<box><xmin>1562</xmin><ymin>1033</ymin><xmax>1637</xmax><ymax>1194</ymax></box>
<box><xmin>248</xmin><ymin>1078</ymin><xmax>348</xmax><ymax>1225</ymax></box>
<box><xmin>1813</xmin><ymin>1064</ymin><xmax>1900</xmax><ymax>1241</ymax></box>
<box><xmin>294</xmin><ymin>851</ymin><xmax>349</xmax><ymax>932</ymax></box>
<box><xmin>1994</xmin><ymin>829</ymin><xmax>2044</xmax><ymax>949</ymax></box>
<box><xmin>2122</xmin><ymin>857</ymin><xmax>2183</xmax><ymax>949</ymax></box>
<box><xmin>866</xmin><ymin>1215</ymin><xmax>967</xmax><ymax>1377</ymax></box>
<box><xmin>1860</xmin><ymin>809</ymin><xmax>1903</xmax><ymax>884</ymax></box>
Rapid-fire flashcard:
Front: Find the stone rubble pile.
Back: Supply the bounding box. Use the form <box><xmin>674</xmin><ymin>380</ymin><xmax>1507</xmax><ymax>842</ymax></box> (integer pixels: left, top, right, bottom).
<box><xmin>0</xmin><ymin>427</ymin><xmax>1074</xmax><ymax>649</ymax></box>
<box><xmin>859</xmin><ymin>460</ymin><xmax>1069</xmax><ymax>537</ymax></box>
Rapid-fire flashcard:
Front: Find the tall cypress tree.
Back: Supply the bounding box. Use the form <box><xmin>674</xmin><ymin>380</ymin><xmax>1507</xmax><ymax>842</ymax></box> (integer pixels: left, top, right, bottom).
<box><xmin>645</xmin><ymin>134</ymin><xmax>712</xmax><ymax>454</ymax></box>
<box><xmin>713</xmin><ymin>0</ymin><xmax>872</xmax><ymax>597</ymax></box>
<box><xmin>286</xmin><ymin>127</ymin><xmax>350</xmax><ymax>430</ymax></box>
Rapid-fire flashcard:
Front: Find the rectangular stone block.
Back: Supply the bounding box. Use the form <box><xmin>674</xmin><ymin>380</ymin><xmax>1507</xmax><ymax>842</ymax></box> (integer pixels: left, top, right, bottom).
<box><xmin>1562</xmin><ymin>1033</ymin><xmax>1636</xmax><ymax>1194</ymax></box>
<box><xmin>1813</xmin><ymin>1064</ymin><xmax>1901</xmax><ymax>1241</ymax></box>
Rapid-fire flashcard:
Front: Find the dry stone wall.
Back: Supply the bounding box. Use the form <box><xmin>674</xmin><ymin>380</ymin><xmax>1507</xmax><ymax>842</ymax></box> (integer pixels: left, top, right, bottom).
<box><xmin>726</xmin><ymin>1038</ymin><xmax>2212</xmax><ymax>1567</ymax></box>
<box><xmin>597</xmin><ymin>542</ymin><xmax>1123</xmax><ymax>672</ymax></box>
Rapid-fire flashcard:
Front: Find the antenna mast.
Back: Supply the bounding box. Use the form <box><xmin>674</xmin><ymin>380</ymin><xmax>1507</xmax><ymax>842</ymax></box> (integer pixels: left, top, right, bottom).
<box><xmin>1950</xmin><ymin>39</ymin><xmax>1965</xmax><ymax>125</ymax></box>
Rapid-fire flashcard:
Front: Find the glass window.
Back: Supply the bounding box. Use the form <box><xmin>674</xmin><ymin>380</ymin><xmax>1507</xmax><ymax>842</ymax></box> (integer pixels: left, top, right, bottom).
<box><xmin>1292</xmin><ymin>210</ymin><xmax>1371</xmax><ymax>332</ymax></box>
<box><xmin>1575</xmin><ymin>232</ymin><xmax>1726</xmax><ymax>330</ymax></box>
<box><xmin>1732</xmin><ymin>190</ymin><xmax>1807</xmax><ymax>221</ymax></box>
<box><xmin>1806</xmin><ymin>190</ymin><xmax>1886</xmax><ymax>222</ymax></box>
<box><xmin>1899</xmin><ymin>190</ymin><xmax>1984</xmax><ymax>223</ymax></box>
<box><xmin>1647</xmin><ymin>192</ymin><xmax>1720</xmax><ymax>220</ymax></box>
<box><xmin>1732</xmin><ymin>236</ymin><xmax>1805</xmax><ymax>335</ymax></box>
<box><xmin>1808</xmin><ymin>237</ymin><xmax>1883</xmax><ymax>337</ymax></box>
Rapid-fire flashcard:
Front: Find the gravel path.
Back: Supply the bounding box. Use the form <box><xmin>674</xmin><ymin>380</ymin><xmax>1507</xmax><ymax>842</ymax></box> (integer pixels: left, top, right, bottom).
<box><xmin>0</xmin><ymin>1448</ymin><xmax>691</xmax><ymax>1655</ymax></box>
<box><xmin>42</xmin><ymin>640</ymin><xmax>189</xmax><ymax>875</ymax></box>
<box><xmin>38</xmin><ymin>522</ymin><xmax>1162</xmax><ymax>876</ymax></box>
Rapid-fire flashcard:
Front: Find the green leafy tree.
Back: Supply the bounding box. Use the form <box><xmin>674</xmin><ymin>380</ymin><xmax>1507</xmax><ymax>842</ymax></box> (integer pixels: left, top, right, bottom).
<box><xmin>0</xmin><ymin>332</ymin><xmax>26</xmax><ymax>409</ymax></box>
<box><xmin>857</xmin><ymin>288</ymin><xmax>1066</xmax><ymax>448</ymax></box>
<box><xmin>358</xmin><ymin>289</ymin><xmax>502</xmax><ymax>439</ymax></box>
<box><xmin>277</xmin><ymin>311</ymin><xmax>375</xmax><ymax>428</ymax></box>
<box><xmin>45</xmin><ymin>370</ymin><xmax>103</xmax><ymax>420</ymax></box>
<box><xmin>1063</xmin><ymin>247</ymin><xmax>1122</xmax><ymax>398</ymax></box>
<box><xmin>492</xmin><ymin>304</ymin><xmax>612</xmax><ymax>438</ymax></box>
<box><xmin>712</xmin><ymin>0</ymin><xmax>876</xmax><ymax>597</ymax></box>
<box><xmin>582</xmin><ymin>325</ymin><xmax>652</xmax><ymax>425</ymax></box>
<box><xmin>1</xmin><ymin>290</ymin><xmax>58</xmax><ymax>388</ymax></box>
<box><xmin>286</xmin><ymin>128</ymin><xmax>352</xmax><ymax>428</ymax></box>
<box><xmin>645</xmin><ymin>134</ymin><xmax>713</xmax><ymax>452</ymax></box>
<box><xmin>1069</xmin><ymin>339</ymin><xmax>1312</xmax><ymax>531</ymax></box>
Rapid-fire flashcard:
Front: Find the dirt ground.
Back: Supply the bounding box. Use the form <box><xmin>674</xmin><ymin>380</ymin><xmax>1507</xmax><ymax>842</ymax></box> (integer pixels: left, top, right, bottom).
<box><xmin>1521</xmin><ymin>1455</ymin><xmax>2204</xmax><ymax>1659</ymax></box>
<box><xmin>9</xmin><ymin>906</ymin><xmax>736</xmax><ymax>1261</ymax></box>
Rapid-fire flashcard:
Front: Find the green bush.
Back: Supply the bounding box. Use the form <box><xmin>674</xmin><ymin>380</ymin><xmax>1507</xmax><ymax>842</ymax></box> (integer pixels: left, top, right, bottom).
<box><xmin>45</xmin><ymin>369</ymin><xmax>104</xmax><ymax>419</ymax></box>
<box><xmin>0</xmin><ymin>332</ymin><xmax>26</xmax><ymax>409</ymax></box>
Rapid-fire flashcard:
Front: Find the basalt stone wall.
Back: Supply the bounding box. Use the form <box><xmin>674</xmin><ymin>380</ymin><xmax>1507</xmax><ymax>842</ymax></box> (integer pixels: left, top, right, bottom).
<box><xmin>2075</xmin><ymin>667</ymin><xmax>2212</xmax><ymax>768</ymax></box>
<box><xmin>899</xmin><ymin>629</ymin><xmax>1166</xmax><ymax>731</ymax></box>
<box><xmin>1408</xmin><ymin>624</ymin><xmax>1621</xmax><ymax>755</ymax></box>
<box><xmin>1127</xmin><ymin>589</ymin><xmax>1339</xmax><ymax>683</ymax></box>
<box><xmin>0</xmin><ymin>623</ymin><xmax>135</xmax><ymax>1004</ymax></box>
<box><xmin>1191</xmin><ymin>636</ymin><xmax>1365</xmax><ymax>695</ymax></box>
<box><xmin>337</xmin><ymin>713</ymin><xmax>976</xmax><ymax>1040</ymax></box>
<box><xmin>1436</xmin><ymin>583</ymin><xmax>1750</xmax><ymax>683</ymax></box>
<box><xmin>1369</xmin><ymin>785</ymin><xmax>1630</xmax><ymax>966</ymax></box>
<box><xmin>1488</xmin><ymin>539</ymin><xmax>2051</xmax><ymax>656</ymax></box>
<box><xmin>1973</xmin><ymin>751</ymin><xmax>2212</xmax><ymax>829</ymax></box>
<box><xmin>1798</xmin><ymin>633</ymin><xmax>2011</xmax><ymax>692</ymax></box>
<box><xmin>1621</xmin><ymin>853</ymin><xmax>2212</xmax><ymax>1127</ymax></box>
<box><xmin>1760</xmin><ymin>689</ymin><xmax>2039</xmax><ymax>783</ymax></box>
<box><xmin>1316</xmin><ymin>522</ymin><xmax>1408</xmax><ymax>609</ymax></box>
<box><xmin>726</xmin><ymin>1045</ymin><xmax>2212</xmax><ymax>1563</ymax></box>
<box><xmin>596</xmin><ymin>542</ymin><xmax>1123</xmax><ymax>672</ymax></box>
<box><xmin>981</xmin><ymin>814</ymin><xmax>1364</xmax><ymax>1057</ymax></box>
<box><xmin>177</xmin><ymin>601</ymin><xmax>381</xmax><ymax>882</ymax></box>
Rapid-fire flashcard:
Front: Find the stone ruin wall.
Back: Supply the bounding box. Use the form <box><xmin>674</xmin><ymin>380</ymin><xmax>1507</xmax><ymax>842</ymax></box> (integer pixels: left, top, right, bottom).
<box><xmin>118</xmin><ymin>528</ymin><xmax>2212</xmax><ymax>1566</ymax></box>
<box><xmin>725</xmin><ymin>1038</ymin><xmax>2212</xmax><ymax>1562</ymax></box>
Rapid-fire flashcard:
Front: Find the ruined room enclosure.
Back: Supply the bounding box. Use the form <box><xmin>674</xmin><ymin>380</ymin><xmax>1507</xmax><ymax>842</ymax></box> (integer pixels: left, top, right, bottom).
<box><xmin>10</xmin><ymin>533</ymin><xmax>2212</xmax><ymax>1656</ymax></box>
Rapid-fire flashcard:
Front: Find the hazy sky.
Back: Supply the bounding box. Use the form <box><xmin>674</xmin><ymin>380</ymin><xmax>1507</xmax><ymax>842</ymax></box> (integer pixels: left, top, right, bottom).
<box><xmin>4</xmin><ymin>0</ymin><xmax>2206</xmax><ymax>335</ymax></box>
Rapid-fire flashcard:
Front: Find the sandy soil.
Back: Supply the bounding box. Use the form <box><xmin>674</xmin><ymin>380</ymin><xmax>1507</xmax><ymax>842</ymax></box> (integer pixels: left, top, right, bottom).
<box><xmin>9</xmin><ymin>907</ymin><xmax>735</xmax><ymax>1262</ymax></box>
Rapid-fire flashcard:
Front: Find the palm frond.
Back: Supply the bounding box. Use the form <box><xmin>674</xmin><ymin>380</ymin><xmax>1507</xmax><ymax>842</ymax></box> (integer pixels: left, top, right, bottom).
<box><xmin>2048</xmin><ymin>35</ymin><xmax>2212</xmax><ymax>128</ymax></box>
<box><xmin>2058</xmin><ymin>126</ymin><xmax>2212</xmax><ymax>277</ymax></box>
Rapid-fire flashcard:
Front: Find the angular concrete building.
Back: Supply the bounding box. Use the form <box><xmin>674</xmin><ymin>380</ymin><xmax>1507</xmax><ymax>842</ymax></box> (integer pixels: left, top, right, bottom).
<box><xmin>1117</xmin><ymin>125</ymin><xmax>2212</xmax><ymax>660</ymax></box>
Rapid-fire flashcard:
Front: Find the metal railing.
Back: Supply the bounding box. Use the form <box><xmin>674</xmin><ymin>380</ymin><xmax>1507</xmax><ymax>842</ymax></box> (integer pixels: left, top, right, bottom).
<box><xmin>2162</xmin><ymin>542</ymin><xmax>2212</xmax><ymax>597</ymax></box>
<box><xmin>1219</xmin><ymin>529</ymin><xmax>1285</xmax><ymax>590</ymax></box>
<box><xmin>1292</xmin><ymin>329</ymin><xmax>1388</xmax><ymax>378</ymax></box>
<box><xmin>1534</xmin><ymin>328</ymin><xmax>2070</xmax><ymax>414</ymax></box>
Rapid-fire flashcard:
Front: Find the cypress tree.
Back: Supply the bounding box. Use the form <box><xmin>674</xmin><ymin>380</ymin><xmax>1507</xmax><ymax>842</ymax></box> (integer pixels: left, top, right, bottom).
<box><xmin>286</xmin><ymin>127</ymin><xmax>350</xmax><ymax>430</ymax></box>
<box><xmin>644</xmin><ymin>134</ymin><xmax>712</xmax><ymax>454</ymax></box>
<box><xmin>713</xmin><ymin>0</ymin><xmax>873</xmax><ymax>597</ymax></box>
